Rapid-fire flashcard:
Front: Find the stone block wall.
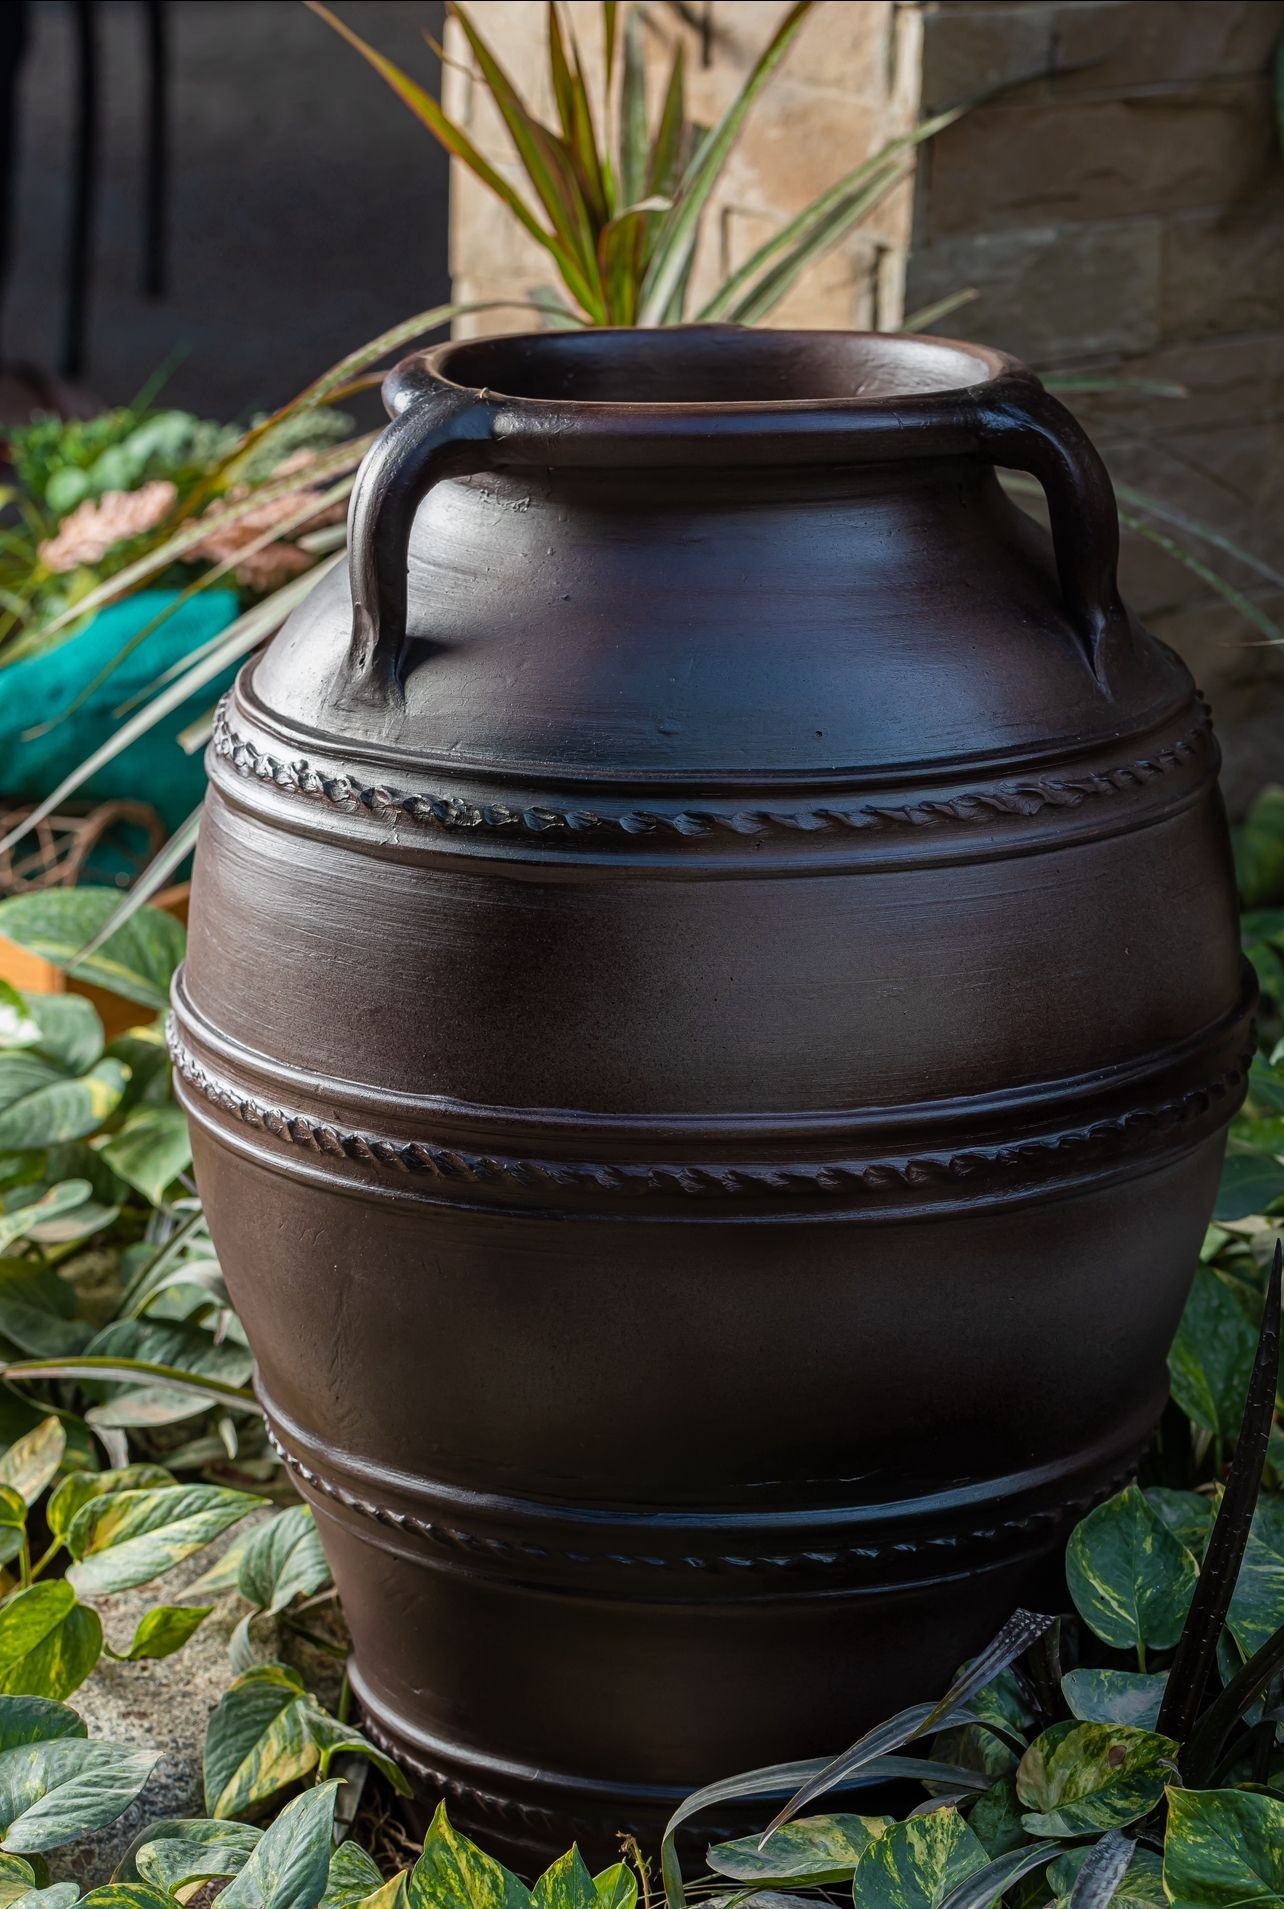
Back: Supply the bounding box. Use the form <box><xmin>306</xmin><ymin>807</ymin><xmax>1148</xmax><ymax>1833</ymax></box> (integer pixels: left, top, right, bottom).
<box><xmin>444</xmin><ymin>1</ymin><xmax>1284</xmax><ymax>809</ymax></box>
<box><xmin>908</xmin><ymin>2</ymin><xmax>1284</xmax><ymax>810</ymax></box>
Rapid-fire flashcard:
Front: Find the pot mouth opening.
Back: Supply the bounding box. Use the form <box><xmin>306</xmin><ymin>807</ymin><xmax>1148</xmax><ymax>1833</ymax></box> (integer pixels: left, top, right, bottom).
<box><xmin>427</xmin><ymin>325</ymin><xmax>1007</xmax><ymax>410</ymax></box>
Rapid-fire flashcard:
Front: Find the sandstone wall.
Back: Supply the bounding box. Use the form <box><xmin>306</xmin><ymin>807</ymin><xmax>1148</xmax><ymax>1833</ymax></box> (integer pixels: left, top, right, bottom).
<box><xmin>444</xmin><ymin>1</ymin><xmax>1284</xmax><ymax>808</ymax></box>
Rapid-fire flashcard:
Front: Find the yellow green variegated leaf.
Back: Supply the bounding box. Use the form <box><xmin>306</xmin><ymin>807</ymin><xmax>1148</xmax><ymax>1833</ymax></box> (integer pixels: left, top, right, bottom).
<box><xmin>1168</xmin><ymin>1268</ymin><xmax>1258</xmax><ymax>1439</ymax></box>
<box><xmin>1060</xmin><ymin>1669</ymin><xmax>1166</xmax><ymax>1730</ymax></box>
<box><xmin>967</xmin><ymin>1777</ymin><xmax>1025</xmax><ymax>1859</ymax></box>
<box><xmin>0</xmin><ymin>1584</ymin><xmax>101</xmax><ymax>1702</ymax></box>
<box><xmin>0</xmin><ymin>894</ymin><xmax>184</xmax><ymax>1014</ymax></box>
<box><xmin>98</xmin><ymin>1109</ymin><xmax>192</xmax><ymax>1209</ymax></box>
<box><xmin>136</xmin><ymin>1822</ymin><xmax>260</xmax><ymax>1893</ymax></box>
<box><xmin>1065</xmin><ymin>1485</ymin><xmax>1198</xmax><ymax>1652</ymax></box>
<box><xmin>850</xmin><ymin>1809</ymin><xmax>989</xmax><ymax>1909</ymax></box>
<box><xmin>1016</xmin><ymin>1723</ymin><xmax>1176</xmax><ymax>1839</ymax></box>
<box><xmin>0</xmin><ymin>992</ymin><xmax>39</xmax><ymax>1055</ymax></box>
<box><xmin>0</xmin><ymin>1260</ymin><xmax>91</xmax><ymax>1362</ymax></box>
<box><xmin>320</xmin><ymin>1842</ymin><xmax>385</xmax><ymax>1909</ymax></box>
<box><xmin>0</xmin><ymin>1698</ymin><xmax>85</xmax><ymax>1754</ymax></box>
<box><xmin>219</xmin><ymin>1780</ymin><xmax>341</xmax><ymax>1909</ymax></box>
<box><xmin>0</xmin><ymin>1737</ymin><xmax>157</xmax><ymax>1851</ymax></box>
<box><xmin>1228</xmin><ymin>1495</ymin><xmax>1284</xmax><ymax>1654</ymax></box>
<box><xmin>532</xmin><ymin>1849</ymin><xmax>595</xmax><ymax>1909</ymax></box>
<box><xmin>0</xmin><ymin>1188</ymin><xmax>95</xmax><ymax>1257</ymax></box>
<box><xmin>66</xmin><ymin>1485</ymin><xmax>268</xmax><ymax>1596</ymax></box>
<box><xmin>0</xmin><ymin>1854</ymin><xmax>34</xmax><ymax>1904</ymax></box>
<box><xmin>0</xmin><ymin>1490</ymin><xmax>25</xmax><ymax>1573</ymax></box>
<box><xmin>203</xmin><ymin>1665</ymin><xmax>320</xmax><ymax>1819</ymax></box>
<box><xmin>104</xmin><ymin>1604</ymin><xmax>209</xmax><ymax>1663</ymax></box>
<box><xmin>80</xmin><ymin>1319</ymin><xmax>253</xmax><ymax>1431</ymax></box>
<box><xmin>357</xmin><ymin>1878</ymin><xmax>406</xmax><ymax>1909</ymax></box>
<box><xmin>0</xmin><ymin>1424</ymin><xmax>64</xmax><ymax>1510</ymax></box>
<box><xmin>405</xmin><ymin>1803</ymin><xmax>531</xmax><ymax>1909</ymax></box>
<box><xmin>1163</xmin><ymin>1785</ymin><xmax>1284</xmax><ymax>1908</ymax></box>
<box><xmin>0</xmin><ymin>1062</ymin><xmax>128</xmax><ymax>1152</ymax></box>
<box><xmin>1145</xmin><ymin>1488</ymin><xmax>1214</xmax><ymax>1557</ymax></box>
<box><xmin>1047</xmin><ymin>1841</ymin><xmax>1165</xmax><ymax>1909</ymax></box>
<box><xmin>307</xmin><ymin>1710</ymin><xmax>411</xmax><ymax>1797</ymax></box>
<box><xmin>11</xmin><ymin>1882</ymin><xmax>78</xmax><ymax>1909</ymax></box>
<box><xmin>0</xmin><ymin>1854</ymin><xmax>35</xmax><ymax>1909</ymax></box>
<box><xmin>112</xmin><ymin>1814</ymin><xmax>260</xmax><ymax>1885</ymax></box>
<box><xmin>591</xmin><ymin>1866</ymin><xmax>635</xmax><ymax>1909</ymax></box>
<box><xmin>709</xmin><ymin>1814</ymin><xmax>889</xmax><ymax>1885</ymax></box>
<box><xmin>46</xmin><ymin>1466</ymin><xmax>174</xmax><ymax>1546</ymax></box>
<box><xmin>179</xmin><ymin>1524</ymin><xmax>258</xmax><ymax>1601</ymax></box>
<box><xmin>79</xmin><ymin>1887</ymin><xmax>178</xmax><ymax>1909</ymax></box>
<box><xmin>15</xmin><ymin>995</ymin><xmax>101</xmax><ymax>1075</ymax></box>
<box><xmin>237</xmin><ymin>1505</ymin><xmax>331</xmax><ymax>1618</ymax></box>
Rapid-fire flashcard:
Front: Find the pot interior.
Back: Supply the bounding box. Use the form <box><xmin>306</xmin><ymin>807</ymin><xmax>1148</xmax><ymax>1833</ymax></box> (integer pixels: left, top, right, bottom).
<box><xmin>433</xmin><ymin>327</ymin><xmax>996</xmax><ymax>407</ymax></box>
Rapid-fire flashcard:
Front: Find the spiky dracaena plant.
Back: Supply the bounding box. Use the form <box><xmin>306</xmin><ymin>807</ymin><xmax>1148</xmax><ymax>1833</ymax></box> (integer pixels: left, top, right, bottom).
<box><xmin>306</xmin><ymin>0</ymin><xmax>967</xmax><ymax>332</ymax></box>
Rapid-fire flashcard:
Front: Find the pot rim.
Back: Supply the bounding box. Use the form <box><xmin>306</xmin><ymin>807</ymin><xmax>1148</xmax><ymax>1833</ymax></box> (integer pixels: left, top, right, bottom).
<box><xmin>382</xmin><ymin>324</ymin><xmax>1035</xmax><ymax>467</ymax></box>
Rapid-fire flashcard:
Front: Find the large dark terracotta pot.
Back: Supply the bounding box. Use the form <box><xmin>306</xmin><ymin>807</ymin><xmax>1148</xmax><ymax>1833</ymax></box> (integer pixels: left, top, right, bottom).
<box><xmin>174</xmin><ymin>327</ymin><xmax>1251</xmax><ymax>1869</ymax></box>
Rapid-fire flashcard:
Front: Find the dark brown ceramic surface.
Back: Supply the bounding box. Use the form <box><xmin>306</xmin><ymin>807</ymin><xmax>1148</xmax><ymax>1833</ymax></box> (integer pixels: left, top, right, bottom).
<box><xmin>175</xmin><ymin>326</ymin><xmax>1251</xmax><ymax>1869</ymax></box>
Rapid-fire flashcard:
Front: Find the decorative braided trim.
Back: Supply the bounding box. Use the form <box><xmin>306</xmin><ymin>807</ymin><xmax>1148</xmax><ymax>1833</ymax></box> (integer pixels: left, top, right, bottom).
<box><xmin>212</xmin><ymin>697</ymin><xmax>1213</xmax><ymax>843</ymax></box>
<box><xmin>355</xmin><ymin>1710</ymin><xmax>714</xmax><ymax>1844</ymax></box>
<box><xmin>169</xmin><ymin>1020</ymin><xmax>1245</xmax><ymax>1205</ymax></box>
<box><xmin>272</xmin><ymin>1424</ymin><xmax>1132</xmax><ymax>1577</ymax></box>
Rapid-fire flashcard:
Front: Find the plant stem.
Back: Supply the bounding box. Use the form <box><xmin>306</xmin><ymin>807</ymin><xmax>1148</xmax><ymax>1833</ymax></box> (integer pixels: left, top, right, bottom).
<box><xmin>281</xmin><ymin>1614</ymin><xmax>347</xmax><ymax>1660</ymax></box>
<box><xmin>29</xmin><ymin>1538</ymin><xmax>61</xmax><ymax>1580</ymax></box>
<box><xmin>1137</xmin><ymin>1642</ymin><xmax>1148</xmax><ymax>1674</ymax></box>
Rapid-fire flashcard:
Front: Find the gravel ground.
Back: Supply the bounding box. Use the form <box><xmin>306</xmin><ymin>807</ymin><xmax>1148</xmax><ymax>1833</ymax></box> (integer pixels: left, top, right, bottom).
<box><xmin>44</xmin><ymin>1508</ymin><xmax>357</xmax><ymax>1888</ymax></box>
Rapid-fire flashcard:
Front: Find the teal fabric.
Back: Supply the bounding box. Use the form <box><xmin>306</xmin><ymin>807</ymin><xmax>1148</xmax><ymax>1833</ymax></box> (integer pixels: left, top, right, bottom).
<box><xmin>0</xmin><ymin>591</ymin><xmax>241</xmax><ymax>834</ymax></box>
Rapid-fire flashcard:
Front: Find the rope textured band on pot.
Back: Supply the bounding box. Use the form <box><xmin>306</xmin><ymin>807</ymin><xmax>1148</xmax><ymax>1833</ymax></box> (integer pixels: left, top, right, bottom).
<box><xmin>211</xmin><ymin>695</ymin><xmax>1215</xmax><ymax>842</ymax></box>
<box><xmin>266</xmin><ymin>1422</ymin><xmax>1138</xmax><ymax>1577</ymax></box>
<box><xmin>168</xmin><ymin>1018</ymin><xmax>1250</xmax><ymax>1204</ymax></box>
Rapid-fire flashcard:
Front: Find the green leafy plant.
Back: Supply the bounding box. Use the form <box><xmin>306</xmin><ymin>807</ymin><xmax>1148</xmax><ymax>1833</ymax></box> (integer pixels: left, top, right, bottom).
<box><xmin>0</xmin><ymin>398</ymin><xmax>356</xmax><ymax>663</ymax></box>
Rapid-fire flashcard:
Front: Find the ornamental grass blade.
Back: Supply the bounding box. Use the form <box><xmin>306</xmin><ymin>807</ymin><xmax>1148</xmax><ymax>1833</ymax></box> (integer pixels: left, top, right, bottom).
<box><xmin>1065</xmin><ymin>1831</ymin><xmax>1136</xmax><ymax>1909</ymax></box>
<box><xmin>546</xmin><ymin>2</ymin><xmax>578</xmax><ymax>147</ymax></box>
<box><xmin>1160</xmin><ymin>1240</ymin><xmax>1282</xmax><ymax>1750</ymax></box>
<box><xmin>899</xmin><ymin>289</ymin><xmax>979</xmax><ymax>334</ymax></box>
<box><xmin>0</xmin><ymin>1358</ymin><xmax>257</xmax><ymax>1412</ymax></box>
<box><xmin>938</xmin><ymin>1840</ymin><xmax>1058</xmax><ymax>1909</ymax></box>
<box><xmin>1116</xmin><ymin>511</ymin><xmax>1284</xmax><ymax>646</ymax></box>
<box><xmin>723</xmin><ymin>164</ymin><xmax>910</xmax><ymax>325</ymax></box>
<box><xmin>758</xmin><ymin>1609</ymin><xmax>1052</xmax><ymax>1845</ymax></box>
<box><xmin>69</xmin><ymin>809</ymin><xmax>202</xmax><ymax>971</ymax></box>
<box><xmin>305</xmin><ymin>5</ymin><xmax>560</xmax><ymax>266</ymax></box>
<box><xmin>447</xmin><ymin>2</ymin><xmax>604</xmax><ymax>311</ymax></box>
<box><xmin>639</xmin><ymin>1</ymin><xmax>813</xmax><ymax>324</ymax></box>
<box><xmin>1184</xmin><ymin>1612</ymin><xmax>1284</xmax><ymax>1783</ymax></box>
<box><xmin>695</xmin><ymin>104</ymin><xmax>963</xmax><ymax>323</ymax></box>
<box><xmin>645</xmin><ymin>39</ymin><xmax>686</xmax><ymax>203</ymax></box>
<box><xmin>1112</xmin><ymin>481</ymin><xmax>1284</xmax><ymax>593</ymax></box>
<box><xmin>618</xmin><ymin>3</ymin><xmax>647</xmax><ymax>209</ymax></box>
<box><xmin>660</xmin><ymin>1756</ymin><xmax>990</xmax><ymax>1909</ymax></box>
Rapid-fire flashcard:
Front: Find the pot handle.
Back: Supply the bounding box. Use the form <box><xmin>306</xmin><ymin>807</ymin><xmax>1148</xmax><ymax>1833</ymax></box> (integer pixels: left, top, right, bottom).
<box><xmin>338</xmin><ymin>382</ymin><xmax>497</xmax><ymax>707</ymax></box>
<box><xmin>970</xmin><ymin>380</ymin><xmax>1130</xmax><ymax>686</ymax></box>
